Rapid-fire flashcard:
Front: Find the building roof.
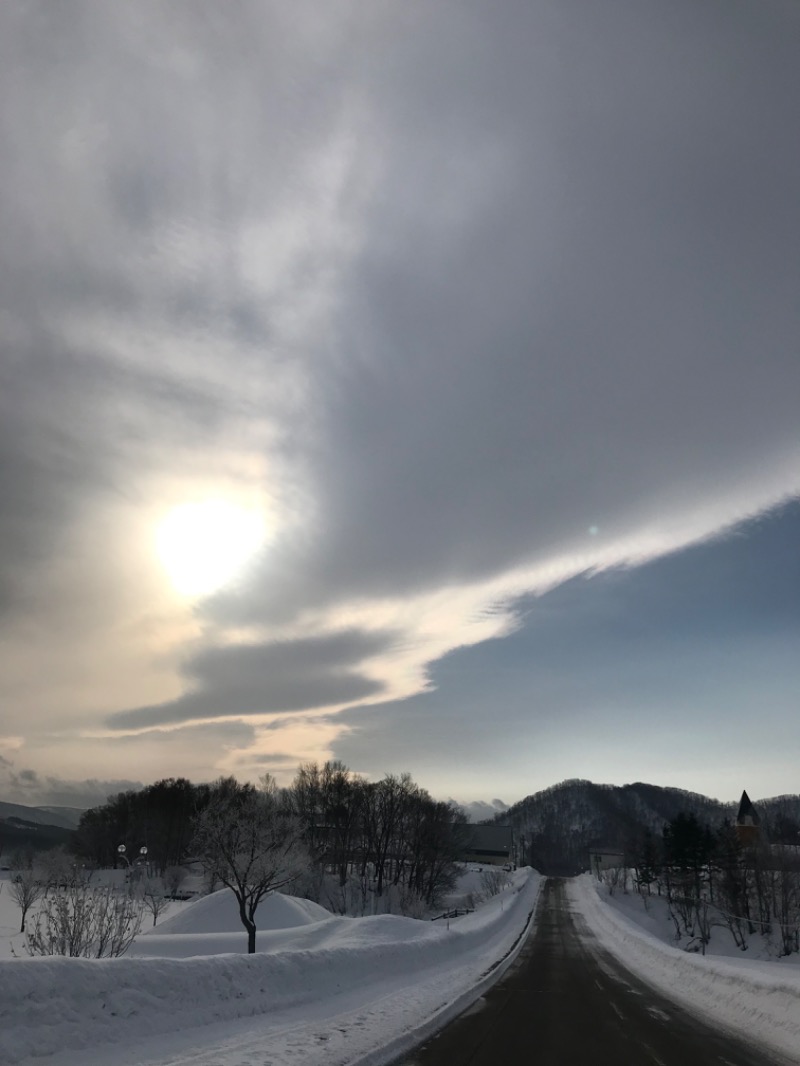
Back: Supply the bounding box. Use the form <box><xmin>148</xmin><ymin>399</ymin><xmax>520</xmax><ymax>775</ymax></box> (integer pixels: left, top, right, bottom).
<box><xmin>736</xmin><ymin>789</ymin><xmax>760</xmax><ymax>826</ymax></box>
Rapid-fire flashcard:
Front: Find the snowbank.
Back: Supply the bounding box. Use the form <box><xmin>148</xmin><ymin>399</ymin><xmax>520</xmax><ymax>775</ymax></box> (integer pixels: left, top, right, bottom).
<box><xmin>0</xmin><ymin>870</ymin><xmax>541</xmax><ymax>1065</ymax></box>
<box><xmin>571</xmin><ymin>874</ymin><xmax>800</xmax><ymax>1062</ymax></box>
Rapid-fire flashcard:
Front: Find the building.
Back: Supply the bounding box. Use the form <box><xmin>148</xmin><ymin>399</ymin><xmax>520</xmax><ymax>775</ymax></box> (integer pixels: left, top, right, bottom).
<box><xmin>460</xmin><ymin>824</ymin><xmax>513</xmax><ymax>867</ymax></box>
<box><xmin>735</xmin><ymin>790</ymin><xmax>761</xmax><ymax>847</ymax></box>
<box><xmin>588</xmin><ymin>849</ymin><xmax>625</xmax><ymax>877</ymax></box>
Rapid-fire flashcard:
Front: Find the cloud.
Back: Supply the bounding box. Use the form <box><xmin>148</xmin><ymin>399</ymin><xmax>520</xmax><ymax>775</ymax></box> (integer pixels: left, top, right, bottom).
<box><xmin>200</xmin><ymin>0</ymin><xmax>800</xmax><ymax>635</ymax></box>
<box><xmin>0</xmin><ymin>3</ymin><xmax>351</xmax><ymax>626</ymax></box>
<box><xmin>0</xmin><ymin>722</ymin><xmax>260</xmax><ymax>806</ymax></box>
<box><xmin>238</xmin><ymin>753</ymin><xmax>298</xmax><ymax>765</ymax></box>
<box><xmin>454</xmin><ymin>799</ymin><xmax>510</xmax><ymax>824</ymax></box>
<box><xmin>0</xmin><ymin>764</ymin><xmax>144</xmax><ymax>810</ymax></box>
<box><xmin>5</xmin><ymin>1</ymin><xmax>796</xmax><ymax>640</ymax></box>
<box><xmin>106</xmin><ymin>629</ymin><xmax>395</xmax><ymax>730</ymax></box>
<box><xmin>99</xmin><ymin>720</ymin><xmax>258</xmax><ymax>753</ymax></box>
<box><xmin>1</xmin><ymin>3</ymin><xmax>799</xmax><ymax>796</ymax></box>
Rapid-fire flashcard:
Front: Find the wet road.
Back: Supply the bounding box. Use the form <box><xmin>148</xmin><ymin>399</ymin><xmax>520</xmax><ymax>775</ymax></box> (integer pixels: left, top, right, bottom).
<box><xmin>398</xmin><ymin>878</ymin><xmax>786</xmax><ymax>1066</ymax></box>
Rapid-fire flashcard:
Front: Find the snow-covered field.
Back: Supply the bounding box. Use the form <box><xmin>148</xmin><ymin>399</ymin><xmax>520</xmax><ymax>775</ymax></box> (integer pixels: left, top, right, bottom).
<box><xmin>0</xmin><ymin>868</ymin><xmax>541</xmax><ymax>1066</ymax></box>
<box><xmin>571</xmin><ymin>874</ymin><xmax>800</xmax><ymax>1062</ymax></box>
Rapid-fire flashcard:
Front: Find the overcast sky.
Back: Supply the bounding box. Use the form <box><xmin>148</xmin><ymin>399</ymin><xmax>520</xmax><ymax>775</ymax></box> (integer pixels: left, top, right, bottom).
<box><xmin>1</xmin><ymin>1</ymin><xmax>798</xmax><ymax>812</ymax></box>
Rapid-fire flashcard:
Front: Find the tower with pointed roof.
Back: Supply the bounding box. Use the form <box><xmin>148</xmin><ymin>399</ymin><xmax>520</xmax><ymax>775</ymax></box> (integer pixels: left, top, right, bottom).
<box><xmin>735</xmin><ymin>789</ymin><xmax>761</xmax><ymax>847</ymax></box>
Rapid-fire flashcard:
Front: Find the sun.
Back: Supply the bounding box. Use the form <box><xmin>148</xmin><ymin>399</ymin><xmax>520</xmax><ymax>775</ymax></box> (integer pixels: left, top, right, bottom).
<box><xmin>156</xmin><ymin>499</ymin><xmax>266</xmax><ymax>598</ymax></box>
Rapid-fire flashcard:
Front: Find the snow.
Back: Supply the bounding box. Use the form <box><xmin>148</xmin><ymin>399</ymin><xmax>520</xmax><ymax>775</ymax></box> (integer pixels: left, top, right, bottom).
<box><xmin>127</xmin><ymin>888</ymin><xmax>335</xmax><ymax>957</ymax></box>
<box><xmin>0</xmin><ymin>868</ymin><xmax>541</xmax><ymax>1065</ymax></box>
<box><xmin>8</xmin><ymin>867</ymin><xmax>800</xmax><ymax>1064</ymax></box>
<box><xmin>570</xmin><ymin>874</ymin><xmax>800</xmax><ymax>1062</ymax></box>
<box><xmin>154</xmin><ymin>889</ymin><xmax>331</xmax><ymax>935</ymax></box>
<box><xmin>582</xmin><ymin>873</ymin><xmax>800</xmax><ymax>964</ymax></box>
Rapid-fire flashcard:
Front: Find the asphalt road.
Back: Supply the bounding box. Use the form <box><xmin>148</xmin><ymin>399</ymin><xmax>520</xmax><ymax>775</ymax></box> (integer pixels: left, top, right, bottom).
<box><xmin>398</xmin><ymin>878</ymin><xmax>787</xmax><ymax>1066</ymax></box>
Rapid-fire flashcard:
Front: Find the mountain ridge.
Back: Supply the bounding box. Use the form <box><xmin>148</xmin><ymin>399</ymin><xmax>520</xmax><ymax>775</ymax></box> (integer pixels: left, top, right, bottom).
<box><xmin>492</xmin><ymin>779</ymin><xmax>800</xmax><ymax>875</ymax></box>
<box><xmin>0</xmin><ymin>801</ymin><xmax>84</xmax><ymax>829</ymax></box>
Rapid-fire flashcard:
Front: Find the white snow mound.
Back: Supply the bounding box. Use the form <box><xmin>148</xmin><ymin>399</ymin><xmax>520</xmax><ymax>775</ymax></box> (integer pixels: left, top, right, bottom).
<box><xmin>152</xmin><ymin>889</ymin><xmax>330</xmax><ymax>936</ymax></box>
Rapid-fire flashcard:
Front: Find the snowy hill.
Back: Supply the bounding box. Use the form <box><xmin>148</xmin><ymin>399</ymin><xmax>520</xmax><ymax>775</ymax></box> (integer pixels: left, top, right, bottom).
<box><xmin>0</xmin><ymin>801</ymin><xmax>83</xmax><ymax>830</ymax></box>
<box><xmin>0</xmin><ymin>808</ymin><xmax>76</xmax><ymax>857</ymax></box>
<box><xmin>499</xmin><ymin>779</ymin><xmax>800</xmax><ymax>875</ymax></box>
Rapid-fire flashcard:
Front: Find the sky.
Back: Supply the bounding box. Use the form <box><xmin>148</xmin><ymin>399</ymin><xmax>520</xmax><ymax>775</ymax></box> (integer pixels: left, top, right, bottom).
<box><xmin>0</xmin><ymin>0</ymin><xmax>798</xmax><ymax>812</ymax></box>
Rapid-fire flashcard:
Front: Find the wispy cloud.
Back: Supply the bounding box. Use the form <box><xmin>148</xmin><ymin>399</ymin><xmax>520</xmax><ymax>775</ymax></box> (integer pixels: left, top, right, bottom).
<box><xmin>107</xmin><ymin>630</ymin><xmax>395</xmax><ymax>729</ymax></box>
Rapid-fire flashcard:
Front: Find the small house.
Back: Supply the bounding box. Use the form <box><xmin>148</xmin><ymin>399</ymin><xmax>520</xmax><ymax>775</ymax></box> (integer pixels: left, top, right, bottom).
<box><xmin>589</xmin><ymin>849</ymin><xmax>625</xmax><ymax>877</ymax></box>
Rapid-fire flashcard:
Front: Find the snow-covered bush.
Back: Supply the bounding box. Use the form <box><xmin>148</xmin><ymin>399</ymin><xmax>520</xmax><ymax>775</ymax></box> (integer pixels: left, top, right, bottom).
<box><xmin>25</xmin><ymin>883</ymin><xmax>143</xmax><ymax>958</ymax></box>
<box><xmin>477</xmin><ymin>868</ymin><xmax>512</xmax><ymax>902</ymax></box>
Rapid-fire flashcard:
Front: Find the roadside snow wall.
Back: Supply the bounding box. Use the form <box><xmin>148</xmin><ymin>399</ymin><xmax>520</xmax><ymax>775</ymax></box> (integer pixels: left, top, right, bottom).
<box><xmin>570</xmin><ymin>874</ymin><xmax>800</xmax><ymax>1062</ymax></box>
<box><xmin>0</xmin><ymin>871</ymin><xmax>540</xmax><ymax>1064</ymax></box>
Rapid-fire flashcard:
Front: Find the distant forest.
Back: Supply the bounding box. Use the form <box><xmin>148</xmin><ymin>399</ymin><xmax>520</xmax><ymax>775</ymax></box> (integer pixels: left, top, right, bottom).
<box><xmin>4</xmin><ymin>776</ymin><xmax>800</xmax><ymax>883</ymax></box>
<box><xmin>0</xmin><ymin>816</ymin><xmax>75</xmax><ymax>859</ymax></box>
<box><xmin>497</xmin><ymin>779</ymin><xmax>800</xmax><ymax>875</ymax></box>
<box><xmin>2</xmin><ymin>766</ymin><xmax>471</xmax><ymax>915</ymax></box>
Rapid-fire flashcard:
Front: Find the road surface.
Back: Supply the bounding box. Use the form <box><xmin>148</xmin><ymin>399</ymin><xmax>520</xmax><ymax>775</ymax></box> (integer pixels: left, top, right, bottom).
<box><xmin>398</xmin><ymin>878</ymin><xmax>785</xmax><ymax>1066</ymax></box>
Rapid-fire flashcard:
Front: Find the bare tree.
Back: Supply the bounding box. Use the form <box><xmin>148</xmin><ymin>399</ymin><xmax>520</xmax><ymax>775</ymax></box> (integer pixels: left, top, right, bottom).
<box><xmin>193</xmin><ymin>776</ymin><xmax>310</xmax><ymax>953</ymax></box>
<box><xmin>37</xmin><ymin>848</ymin><xmax>84</xmax><ymax>894</ymax></box>
<box><xmin>770</xmin><ymin>849</ymin><xmax>800</xmax><ymax>956</ymax></box>
<box><xmin>9</xmin><ymin>867</ymin><xmax>45</xmax><ymax>933</ymax></box>
<box><xmin>139</xmin><ymin>878</ymin><xmax>171</xmax><ymax>926</ymax></box>
<box><xmin>163</xmin><ymin>864</ymin><xmax>187</xmax><ymax>898</ymax></box>
<box><xmin>359</xmin><ymin>773</ymin><xmax>415</xmax><ymax>897</ymax></box>
<box><xmin>479</xmin><ymin>867</ymin><xmax>512</xmax><ymax>901</ymax></box>
<box><xmin>25</xmin><ymin>883</ymin><xmax>143</xmax><ymax>957</ymax></box>
<box><xmin>600</xmin><ymin>865</ymin><xmax>626</xmax><ymax>897</ymax></box>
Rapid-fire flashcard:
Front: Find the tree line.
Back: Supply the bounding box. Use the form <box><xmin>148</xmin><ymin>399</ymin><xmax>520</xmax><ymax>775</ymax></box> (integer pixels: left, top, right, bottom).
<box><xmin>66</xmin><ymin>762</ymin><xmax>470</xmax><ymax>948</ymax></box>
<box><xmin>608</xmin><ymin>812</ymin><xmax>800</xmax><ymax>957</ymax></box>
<box><xmin>3</xmin><ymin>764</ymin><xmax>471</xmax><ymax>957</ymax></box>
<box><xmin>501</xmin><ymin>778</ymin><xmax>800</xmax><ymax>878</ymax></box>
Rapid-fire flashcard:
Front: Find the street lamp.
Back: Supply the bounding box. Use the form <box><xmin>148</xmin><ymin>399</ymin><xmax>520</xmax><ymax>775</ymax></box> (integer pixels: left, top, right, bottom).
<box><xmin>117</xmin><ymin>845</ymin><xmax>149</xmax><ymax>877</ymax></box>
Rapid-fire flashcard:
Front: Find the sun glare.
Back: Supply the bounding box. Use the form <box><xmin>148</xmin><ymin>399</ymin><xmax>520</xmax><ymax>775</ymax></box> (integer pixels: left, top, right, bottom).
<box><xmin>156</xmin><ymin>500</ymin><xmax>266</xmax><ymax>598</ymax></box>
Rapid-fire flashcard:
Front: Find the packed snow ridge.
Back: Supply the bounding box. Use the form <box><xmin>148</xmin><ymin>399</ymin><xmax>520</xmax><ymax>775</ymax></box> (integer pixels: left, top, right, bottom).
<box><xmin>572</xmin><ymin>875</ymin><xmax>800</xmax><ymax>1062</ymax></box>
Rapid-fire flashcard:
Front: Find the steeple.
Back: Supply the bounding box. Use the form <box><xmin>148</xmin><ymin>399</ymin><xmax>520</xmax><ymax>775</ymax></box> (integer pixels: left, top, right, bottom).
<box><xmin>735</xmin><ymin>789</ymin><xmax>760</xmax><ymax>846</ymax></box>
